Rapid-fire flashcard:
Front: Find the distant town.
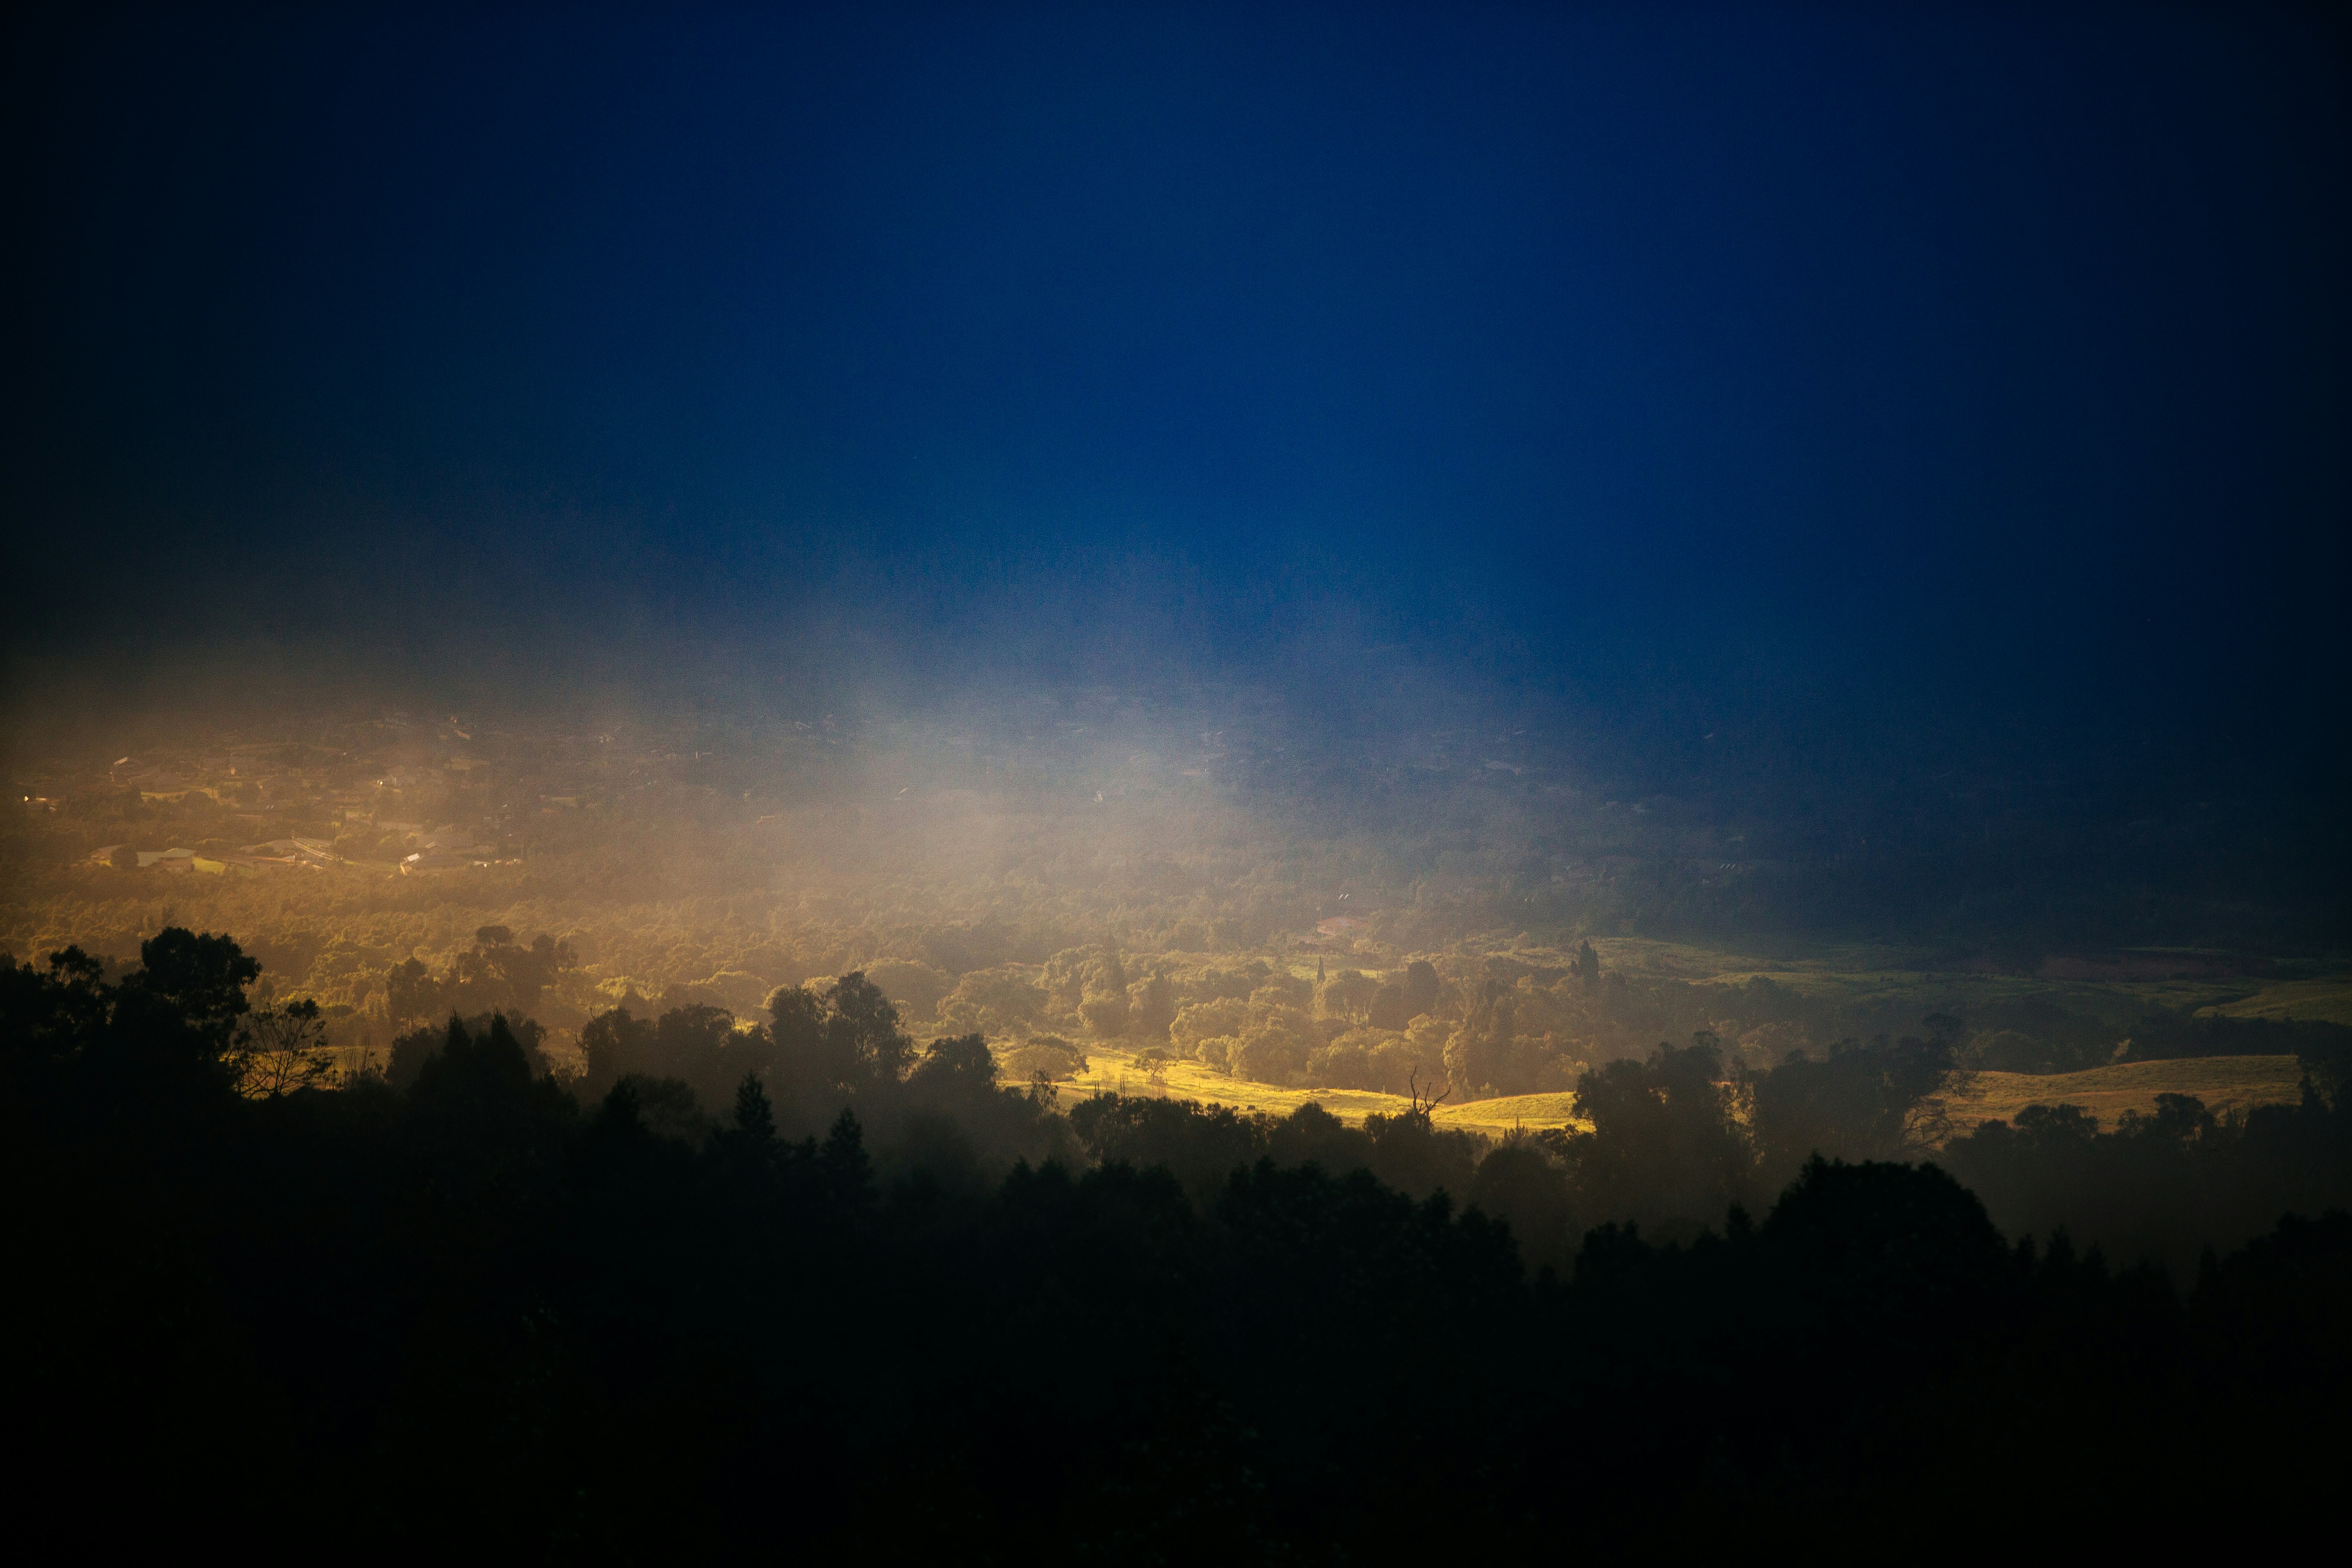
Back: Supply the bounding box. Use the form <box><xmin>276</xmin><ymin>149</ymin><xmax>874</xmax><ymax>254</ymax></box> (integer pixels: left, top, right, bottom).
<box><xmin>18</xmin><ymin>710</ymin><xmax>800</xmax><ymax>877</ymax></box>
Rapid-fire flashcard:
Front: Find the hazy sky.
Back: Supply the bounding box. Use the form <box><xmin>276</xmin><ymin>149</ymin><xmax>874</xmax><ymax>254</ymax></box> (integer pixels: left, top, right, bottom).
<box><xmin>7</xmin><ymin>5</ymin><xmax>2346</xmax><ymax>797</ymax></box>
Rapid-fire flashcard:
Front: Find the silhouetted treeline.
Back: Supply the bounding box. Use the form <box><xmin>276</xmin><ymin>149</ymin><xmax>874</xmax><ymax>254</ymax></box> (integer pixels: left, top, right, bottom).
<box><xmin>1943</xmin><ymin>1092</ymin><xmax>2352</xmax><ymax>1278</ymax></box>
<box><xmin>5</xmin><ymin>931</ymin><xmax>2346</xmax><ymax>1555</ymax></box>
<box><xmin>2115</xmin><ymin>1008</ymin><xmax>2352</xmax><ymax>1063</ymax></box>
<box><xmin>1060</xmin><ymin>1030</ymin><xmax>2352</xmax><ymax>1278</ymax></box>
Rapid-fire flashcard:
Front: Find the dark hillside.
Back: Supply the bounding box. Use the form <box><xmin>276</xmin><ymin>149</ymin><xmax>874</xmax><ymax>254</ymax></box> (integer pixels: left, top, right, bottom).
<box><xmin>8</xmin><ymin>931</ymin><xmax>2346</xmax><ymax>1554</ymax></box>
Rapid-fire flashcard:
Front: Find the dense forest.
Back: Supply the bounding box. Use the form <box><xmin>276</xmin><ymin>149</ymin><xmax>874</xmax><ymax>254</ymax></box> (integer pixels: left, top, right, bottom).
<box><xmin>9</xmin><ymin>928</ymin><xmax>2346</xmax><ymax>1555</ymax></box>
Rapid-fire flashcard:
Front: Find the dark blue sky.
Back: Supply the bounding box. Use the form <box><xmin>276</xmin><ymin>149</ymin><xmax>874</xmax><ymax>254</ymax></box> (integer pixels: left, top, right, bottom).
<box><xmin>7</xmin><ymin>5</ymin><xmax>2346</xmax><ymax>795</ymax></box>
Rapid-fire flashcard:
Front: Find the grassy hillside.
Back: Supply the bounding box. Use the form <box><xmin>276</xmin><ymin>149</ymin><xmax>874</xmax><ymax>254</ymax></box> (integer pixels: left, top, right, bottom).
<box><xmin>1431</xmin><ymin>1092</ymin><xmax>1589</xmax><ymax>1138</ymax></box>
<box><xmin>1047</xmin><ymin>1047</ymin><xmax>2310</xmax><ymax>1151</ymax></box>
<box><xmin>1944</xmin><ymin>1056</ymin><xmax>2307</xmax><ymax>1132</ymax></box>
<box><xmin>1049</xmin><ymin>1045</ymin><xmax>1425</xmax><ymax>1124</ymax></box>
<box><xmin>1040</xmin><ymin>1045</ymin><xmax>1584</xmax><ymax>1135</ymax></box>
<box><xmin>2202</xmin><ymin>979</ymin><xmax>2352</xmax><ymax>1026</ymax></box>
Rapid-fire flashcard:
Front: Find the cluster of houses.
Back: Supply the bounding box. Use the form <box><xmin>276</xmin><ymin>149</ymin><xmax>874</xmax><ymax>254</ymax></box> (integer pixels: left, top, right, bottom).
<box><xmin>385</xmin><ymin>823</ymin><xmax>496</xmax><ymax>873</ymax></box>
<box><xmin>89</xmin><ymin>838</ymin><xmax>340</xmax><ymax>877</ymax></box>
<box><xmin>78</xmin><ymin>743</ymin><xmax>516</xmax><ymax>876</ymax></box>
<box><xmin>87</xmin><ymin>826</ymin><xmax>506</xmax><ymax>877</ymax></box>
<box><xmin>45</xmin><ymin>713</ymin><xmax>636</xmax><ymax>879</ymax></box>
<box><xmin>109</xmin><ymin>755</ymin><xmax>303</xmax><ymax>800</ymax></box>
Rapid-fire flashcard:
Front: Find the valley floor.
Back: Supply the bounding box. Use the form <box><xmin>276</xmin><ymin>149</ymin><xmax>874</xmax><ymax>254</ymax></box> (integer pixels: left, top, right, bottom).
<box><xmin>1049</xmin><ymin>1046</ymin><xmax>2312</xmax><ymax>1146</ymax></box>
<box><xmin>1942</xmin><ymin>1055</ymin><xmax>2307</xmax><ymax>1131</ymax></box>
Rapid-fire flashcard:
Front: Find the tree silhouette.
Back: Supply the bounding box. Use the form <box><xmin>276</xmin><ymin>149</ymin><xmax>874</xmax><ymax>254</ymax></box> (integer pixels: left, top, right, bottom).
<box><xmin>231</xmin><ymin>997</ymin><xmax>335</xmax><ymax>1097</ymax></box>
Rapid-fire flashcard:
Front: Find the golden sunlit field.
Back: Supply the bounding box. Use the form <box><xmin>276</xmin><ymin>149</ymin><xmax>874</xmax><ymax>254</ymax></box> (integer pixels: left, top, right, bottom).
<box><xmin>1062</xmin><ymin>1042</ymin><xmax>2307</xmax><ymax>1147</ymax></box>
<box><xmin>1943</xmin><ymin>1055</ymin><xmax>2308</xmax><ymax>1131</ymax></box>
<box><xmin>2202</xmin><ymin>979</ymin><xmax>2352</xmax><ymax>1026</ymax></box>
<box><xmin>1040</xmin><ymin>1042</ymin><xmax>1595</xmax><ymax>1136</ymax></box>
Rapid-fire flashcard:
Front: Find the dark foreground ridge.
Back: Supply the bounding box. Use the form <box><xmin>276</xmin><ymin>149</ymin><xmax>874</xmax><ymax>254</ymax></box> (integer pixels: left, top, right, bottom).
<box><xmin>9</xmin><ymin>931</ymin><xmax>2348</xmax><ymax>1557</ymax></box>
